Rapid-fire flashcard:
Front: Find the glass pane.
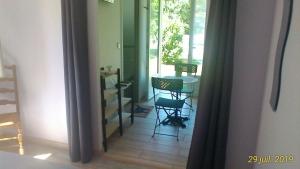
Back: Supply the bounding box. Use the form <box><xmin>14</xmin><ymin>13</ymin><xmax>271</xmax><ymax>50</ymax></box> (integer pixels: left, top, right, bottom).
<box><xmin>148</xmin><ymin>0</ymin><xmax>160</xmax><ymax>98</ymax></box>
<box><xmin>192</xmin><ymin>0</ymin><xmax>206</xmax><ymax>75</ymax></box>
<box><xmin>160</xmin><ymin>0</ymin><xmax>192</xmax><ymax>76</ymax></box>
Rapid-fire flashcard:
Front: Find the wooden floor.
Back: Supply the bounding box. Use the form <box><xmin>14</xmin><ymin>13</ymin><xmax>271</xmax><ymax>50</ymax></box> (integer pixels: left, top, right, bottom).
<box><xmin>0</xmin><ymin>97</ymin><xmax>196</xmax><ymax>169</ymax></box>
<box><xmin>0</xmin><ymin>140</ymin><xmax>154</xmax><ymax>169</ymax></box>
<box><xmin>103</xmin><ymin>97</ymin><xmax>196</xmax><ymax>169</ymax></box>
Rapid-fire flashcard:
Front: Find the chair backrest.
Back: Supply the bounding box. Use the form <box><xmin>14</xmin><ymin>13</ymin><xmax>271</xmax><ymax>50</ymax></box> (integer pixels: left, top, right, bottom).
<box><xmin>151</xmin><ymin>77</ymin><xmax>183</xmax><ymax>92</ymax></box>
<box><xmin>175</xmin><ymin>63</ymin><xmax>198</xmax><ymax>76</ymax></box>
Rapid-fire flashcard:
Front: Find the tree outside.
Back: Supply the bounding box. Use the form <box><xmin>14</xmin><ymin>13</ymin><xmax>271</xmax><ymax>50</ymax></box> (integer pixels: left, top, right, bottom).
<box><xmin>150</xmin><ymin>0</ymin><xmax>206</xmax><ymax>67</ymax></box>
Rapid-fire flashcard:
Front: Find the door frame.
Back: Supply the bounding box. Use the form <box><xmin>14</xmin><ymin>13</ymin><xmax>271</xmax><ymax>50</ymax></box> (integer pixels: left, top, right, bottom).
<box><xmin>146</xmin><ymin>0</ymin><xmax>162</xmax><ymax>100</ymax></box>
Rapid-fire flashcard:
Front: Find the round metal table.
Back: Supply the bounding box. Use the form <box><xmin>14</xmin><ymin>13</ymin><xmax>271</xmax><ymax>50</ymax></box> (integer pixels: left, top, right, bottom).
<box><xmin>163</xmin><ymin>75</ymin><xmax>198</xmax><ymax>84</ymax></box>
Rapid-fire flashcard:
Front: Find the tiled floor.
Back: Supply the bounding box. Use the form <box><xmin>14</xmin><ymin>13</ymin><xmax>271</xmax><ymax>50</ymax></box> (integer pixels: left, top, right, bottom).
<box><xmin>0</xmin><ymin>97</ymin><xmax>196</xmax><ymax>169</ymax></box>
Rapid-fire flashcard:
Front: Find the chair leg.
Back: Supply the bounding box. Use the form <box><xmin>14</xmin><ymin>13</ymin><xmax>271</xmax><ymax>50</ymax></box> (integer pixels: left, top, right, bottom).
<box><xmin>190</xmin><ymin>93</ymin><xmax>193</xmax><ymax>109</ymax></box>
<box><xmin>152</xmin><ymin>108</ymin><xmax>160</xmax><ymax>137</ymax></box>
<box><xmin>187</xmin><ymin>93</ymin><xmax>193</xmax><ymax>118</ymax></box>
<box><xmin>176</xmin><ymin>109</ymin><xmax>180</xmax><ymax>141</ymax></box>
<box><xmin>152</xmin><ymin>116</ymin><xmax>158</xmax><ymax>137</ymax></box>
<box><xmin>177</xmin><ymin>126</ymin><xmax>179</xmax><ymax>141</ymax></box>
<box><xmin>156</xmin><ymin>107</ymin><xmax>161</xmax><ymax>125</ymax></box>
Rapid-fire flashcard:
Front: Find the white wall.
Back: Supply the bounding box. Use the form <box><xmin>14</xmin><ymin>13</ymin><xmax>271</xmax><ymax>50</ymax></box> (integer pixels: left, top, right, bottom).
<box><xmin>87</xmin><ymin>0</ymin><xmax>102</xmax><ymax>151</ymax></box>
<box><xmin>226</xmin><ymin>0</ymin><xmax>276</xmax><ymax>168</ymax></box>
<box><xmin>255</xmin><ymin>0</ymin><xmax>300</xmax><ymax>168</ymax></box>
<box><xmin>0</xmin><ymin>0</ymin><xmax>67</xmax><ymax>143</ymax></box>
<box><xmin>92</xmin><ymin>0</ymin><xmax>123</xmax><ymax>151</ymax></box>
<box><xmin>98</xmin><ymin>0</ymin><xmax>122</xmax><ymax>69</ymax></box>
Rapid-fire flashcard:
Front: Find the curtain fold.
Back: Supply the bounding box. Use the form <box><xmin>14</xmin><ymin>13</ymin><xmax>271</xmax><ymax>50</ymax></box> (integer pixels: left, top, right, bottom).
<box><xmin>61</xmin><ymin>0</ymin><xmax>93</xmax><ymax>163</ymax></box>
<box><xmin>187</xmin><ymin>0</ymin><xmax>237</xmax><ymax>168</ymax></box>
<box><xmin>0</xmin><ymin>42</ymin><xmax>4</xmax><ymax>78</ymax></box>
<box><xmin>270</xmin><ymin>0</ymin><xmax>293</xmax><ymax>111</ymax></box>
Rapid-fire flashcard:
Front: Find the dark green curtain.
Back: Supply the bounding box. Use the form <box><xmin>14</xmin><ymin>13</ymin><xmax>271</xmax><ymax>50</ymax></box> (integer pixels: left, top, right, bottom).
<box><xmin>187</xmin><ymin>0</ymin><xmax>237</xmax><ymax>168</ymax></box>
<box><xmin>61</xmin><ymin>0</ymin><xmax>93</xmax><ymax>163</ymax></box>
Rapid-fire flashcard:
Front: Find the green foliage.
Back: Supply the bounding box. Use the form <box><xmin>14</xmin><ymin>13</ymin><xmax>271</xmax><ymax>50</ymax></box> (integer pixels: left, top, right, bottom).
<box><xmin>161</xmin><ymin>0</ymin><xmax>191</xmax><ymax>65</ymax></box>
<box><xmin>150</xmin><ymin>0</ymin><xmax>206</xmax><ymax>65</ymax></box>
<box><xmin>163</xmin><ymin>0</ymin><xmax>191</xmax><ymax>34</ymax></box>
<box><xmin>162</xmin><ymin>24</ymin><xmax>183</xmax><ymax>64</ymax></box>
<box><xmin>150</xmin><ymin>0</ymin><xmax>159</xmax><ymax>41</ymax></box>
<box><xmin>179</xmin><ymin>2</ymin><xmax>191</xmax><ymax>34</ymax></box>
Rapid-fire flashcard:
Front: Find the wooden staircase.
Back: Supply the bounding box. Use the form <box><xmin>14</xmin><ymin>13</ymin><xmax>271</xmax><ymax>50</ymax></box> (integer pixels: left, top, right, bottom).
<box><xmin>0</xmin><ymin>65</ymin><xmax>23</xmax><ymax>154</ymax></box>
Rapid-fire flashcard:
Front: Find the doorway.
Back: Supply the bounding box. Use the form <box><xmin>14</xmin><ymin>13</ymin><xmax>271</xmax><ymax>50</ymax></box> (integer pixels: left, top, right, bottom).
<box><xmin>147</xmin><ymin>0</ymin><xmax>207</xmax><ymax>99</ymax></box>
<box><xmin>105</xmin><ymin>0</ymin><xmax>208</xmax><ymax>167</ymax></box>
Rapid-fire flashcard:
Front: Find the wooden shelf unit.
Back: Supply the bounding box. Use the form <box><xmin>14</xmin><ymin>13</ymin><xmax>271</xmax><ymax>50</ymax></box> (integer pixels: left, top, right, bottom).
<box><xmin>0</xmin><ymin>65</ymin><xmax>23</xmax><ymax>154</ymax></box>
<box><xmin>100</xmin><ymin>68</ymin><xmax>134</xmax><ymax>152</ymax></box>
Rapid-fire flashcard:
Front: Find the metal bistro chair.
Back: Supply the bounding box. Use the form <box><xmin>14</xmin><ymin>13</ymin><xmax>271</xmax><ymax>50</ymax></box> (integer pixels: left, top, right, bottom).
<box><xmin>151</xmin><ymin>77</ymin><xmax>185</xmax><ymax>140</ymax></box>
<box><xmin>174</xmin><ymin>63</ymin><xmax>198</xmax><ymax>110</ymax></box>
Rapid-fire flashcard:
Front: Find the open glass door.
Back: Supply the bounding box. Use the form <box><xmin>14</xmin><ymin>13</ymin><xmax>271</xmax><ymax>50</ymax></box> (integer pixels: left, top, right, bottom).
<box><xmin>190</xmin><ymin>0</ymin><xmax>207</xmax><ymax>75</ymax></box>
<box><xmin>148</xmin><ymin>0</ymin><xmax>160</xmax><ymax>99</ymax></box>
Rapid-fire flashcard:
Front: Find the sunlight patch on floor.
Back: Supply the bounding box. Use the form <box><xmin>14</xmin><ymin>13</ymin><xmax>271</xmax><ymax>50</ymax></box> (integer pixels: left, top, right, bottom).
<box><xmin>33</xmin><ymin>153</ymin><xmax>52</xmax><ymax>160</ymax></box>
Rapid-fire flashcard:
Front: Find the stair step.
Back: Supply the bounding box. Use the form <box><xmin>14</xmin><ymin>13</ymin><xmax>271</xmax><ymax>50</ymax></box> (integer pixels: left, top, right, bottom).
<box><xmin>4</xmin><ymin>65</ymin><xmax>15</xmax><ymax>70</ymax></box>
<box><xmin>0</xmin><ymin>134</ymin><xmax>18</xmax><ymax>142</ymax></box>
<box><xmin>0</xmin><ymin>88</ymin><xmax>15</xmax><ymax>93</ymax></box>
<box><xmin>0</xmin><ymin>113</ymin><xmax>18</xmax><ymax>124</ymax></box>
<box><xmin>0</xmin><ymin>78</ymin><xmax>15</xmax><ymax>82</ymax></box>
<box><xmin>0</xmin><ymin>121</ymin><xmax>17</xmax><ymax>128</ymax></box>
<box><xmin>0</xmin><ymin>100</ymin><xmax>16</xmax><ymax>105</ymax></box>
